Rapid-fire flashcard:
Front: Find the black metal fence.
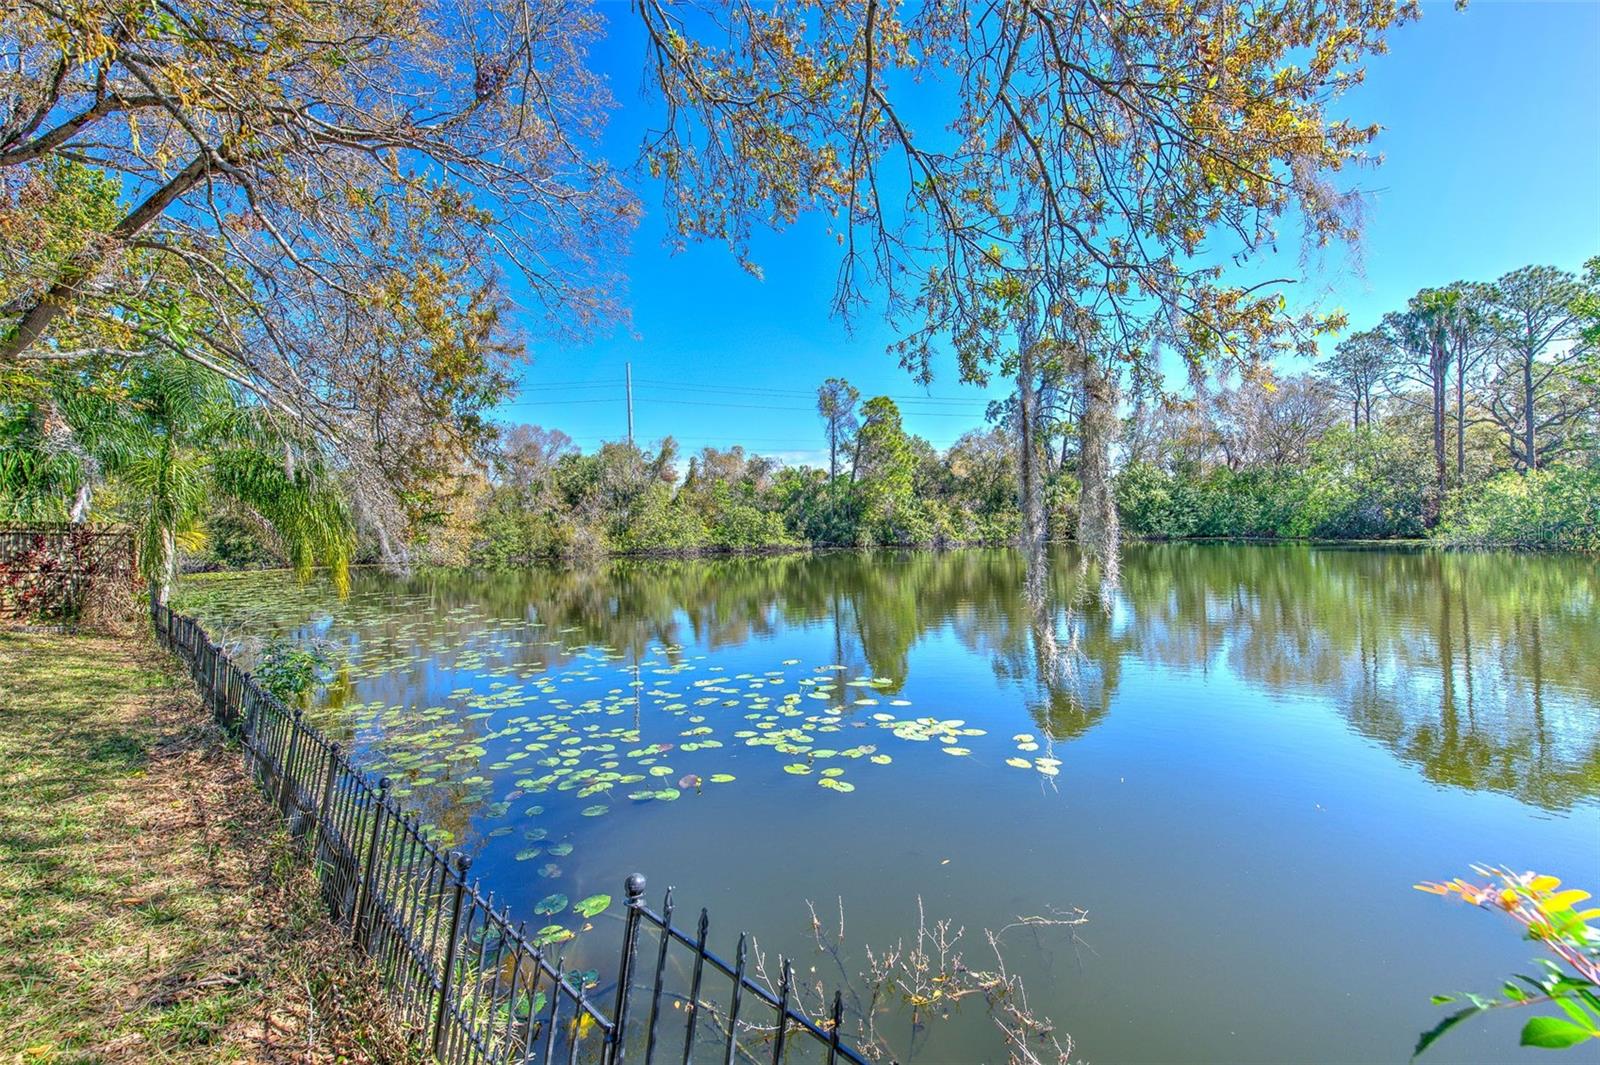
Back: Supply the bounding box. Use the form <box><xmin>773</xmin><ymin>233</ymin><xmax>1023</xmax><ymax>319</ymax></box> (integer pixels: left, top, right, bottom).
<box><xmin>152</xmin><ymin>602</ymin><xmax>880</xmax><ymax>1065</ymax></box>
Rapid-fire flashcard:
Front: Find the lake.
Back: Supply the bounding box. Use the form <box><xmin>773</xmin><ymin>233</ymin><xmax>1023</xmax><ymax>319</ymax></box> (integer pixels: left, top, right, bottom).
<box><xmin>174</xmin><ymin>544</ymin><xmax>1600</xmax><ymax>1063</ymax></box>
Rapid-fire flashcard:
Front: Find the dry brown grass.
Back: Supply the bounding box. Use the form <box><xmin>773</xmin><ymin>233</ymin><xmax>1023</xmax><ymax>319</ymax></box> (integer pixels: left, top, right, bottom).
<box><xmin>0</xmin><ymin>630</ymin><xmax>423</xmax><ymax>1064</ymax></box>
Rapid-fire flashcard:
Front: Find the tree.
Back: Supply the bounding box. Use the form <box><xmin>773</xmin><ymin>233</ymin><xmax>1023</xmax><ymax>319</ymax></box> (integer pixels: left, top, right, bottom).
<box><xmin>496</xmin><ymin>425</ymin><xmax>576</xmax><ymax>503</ymax></box>
<box><xmin>1323</xmin><ymin>329</ymin><xmax>1392</xmax><ymax>430</ymax></box>
<box><xmin>1382</xmin><ymin>297</ymin><xmax>1453</xmax><ymax>524</ymax></box>
<box><xmin>1481</xmin><ymin>265</ymin><xmax>1596</xmax><ymax>472</ymax></box>
<box><xmin>1</xmin><ymin>0</ymin><xmax>635</xmax><ymax>552</ymax></box>
<box><xmin>639</xmin><ymin>0</ymin><xmax>1417</xmax><ymax>556</ymax></box>
<box><xmin>1438</xmin><ymin>283</ymin><xmax>1493</xmax><ymax>481</ymax></box>
<box><xmin>945</xmin><ymin>427</ymin><xmax>1020</xmax><ymax>524</ymax></box>
<box><xmin>1210</xmin><ymin>373</ymin><xmax>1340</xmax><ymax>472</ymax></box>
<box><xmin>815</xmin><ymin>377</ymin><xmax>860</xmax><ymax>480</ymax></box>
<box><xmin>2</xmin><ymin>356</ymin><xmax>351</xmax><ymax>602</ymax></box>
<box><xmin>850</xmin><ymin>396</ymin><xmax>915</xmax><ymax>539</ymax></box>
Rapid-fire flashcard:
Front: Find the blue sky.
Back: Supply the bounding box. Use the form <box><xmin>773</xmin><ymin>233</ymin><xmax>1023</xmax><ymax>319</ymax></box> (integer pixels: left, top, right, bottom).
<box><xmin>498</xmin><ymin>1</ymin><xmax>1600</xmax><ymax>467</ymax></box>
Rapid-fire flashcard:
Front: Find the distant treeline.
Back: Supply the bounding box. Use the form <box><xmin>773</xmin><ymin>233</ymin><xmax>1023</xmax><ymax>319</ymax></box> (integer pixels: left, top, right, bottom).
<box><xmin>8</xmin><ymin>262</ymin><xmax>1596</xmax><ymax>581</ymax></box>
<box><xmin>397</xmin><ymin>260</ymin><xmax>1596</xmax><ymax>563</ymax></box>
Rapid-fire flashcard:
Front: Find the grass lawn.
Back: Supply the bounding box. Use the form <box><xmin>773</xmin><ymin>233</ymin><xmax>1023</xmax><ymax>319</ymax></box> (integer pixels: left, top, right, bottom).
<box><xmin>0</xmin><ymin>628</ymin><xmax>418</xmax><ymax>1064</ymax></box>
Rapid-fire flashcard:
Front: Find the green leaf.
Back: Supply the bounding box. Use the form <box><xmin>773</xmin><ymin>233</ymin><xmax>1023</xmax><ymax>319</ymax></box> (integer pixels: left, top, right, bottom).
<box><xmin>533</xmin><ymin>924</ymin><xmax>574</xmax><ymax>947</ymax></box>
<box><xmin>1520</xmin><ymin>1016</ymin><xmax>1595</xmax><ymax>1049</ymax></box>
<box><xmin>1553</xmin><ymin>994</ymin><xmax>1596</xmax><ymax>1028</ymax></box>
<box><xmin>534</xmin><ymin>893</ymin><xmax>568</xmax><ymax>915</ymax></box>
<box><xmin>1413</xmin><ymin>1005</ymin><xmax>1488</xmax><ymax>1058</ymax></box>
<box><xmin>574</xmin><ymin>894</ymin><xmax>611</xmax><ymax>918</ymax></box>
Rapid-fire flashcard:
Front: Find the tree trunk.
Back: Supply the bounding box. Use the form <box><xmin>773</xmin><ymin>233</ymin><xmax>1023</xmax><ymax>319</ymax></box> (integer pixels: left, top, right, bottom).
<box><xmin>147</xmin><ymin>525</ymin><xmax>176</xmax><ymax>606</ymax></box>
<box><xmin>39</xmin><ymin>398</ymin><xmax>98</xmax><ymax>520</ymax></box>
<box><xmin>1427</xmin><ymin>338</ymin><xmax>1448</xmax><ymax>525</ymax></box>
<box><xmin>69</xmin><ymin>482</ymin><xmax>92</xmax><ymax>523</ymax></box>
<box><xmin>1455</xmin><ymin>354</ymin><xmax>1466</xmax><ymax>481</ymax></box>
<box><xmin>1522</xmin><ymin>350</ymin><xmax>1536</xmax><ymax>473</ymax></box>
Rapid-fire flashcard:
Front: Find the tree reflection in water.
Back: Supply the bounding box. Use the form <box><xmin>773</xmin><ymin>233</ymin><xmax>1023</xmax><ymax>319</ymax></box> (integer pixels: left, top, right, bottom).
<box><xmin>178</xmin><ymin>543</ymin><xmax>1600</xmax><ymax>811</ymax></box>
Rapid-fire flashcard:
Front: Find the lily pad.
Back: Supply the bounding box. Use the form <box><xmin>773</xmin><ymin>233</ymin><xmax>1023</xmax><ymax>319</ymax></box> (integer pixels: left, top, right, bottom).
<box><xmin>534</xmin><ymin>893</ymin><xmax>569</xmax><ymax>915</ymax></box>
<box><xmin>574</xmin><ymin>894</ymin><xmax>611</xmax><ymax>918</ymax></box>
<box><xmin>533</xmin><ymin>924</ymin><xmax>574</xmax><ymax>946</ymax></box>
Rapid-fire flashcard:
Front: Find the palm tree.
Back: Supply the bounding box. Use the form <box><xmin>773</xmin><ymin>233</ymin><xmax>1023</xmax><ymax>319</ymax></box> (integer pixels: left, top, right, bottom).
<box><xmin>5</xmin><ymin>358</ymin><xmax>352</xmax><ymax>604</ymax></box>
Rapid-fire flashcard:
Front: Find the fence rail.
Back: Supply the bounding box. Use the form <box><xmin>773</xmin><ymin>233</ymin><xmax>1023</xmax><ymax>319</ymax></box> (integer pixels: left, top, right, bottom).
<box><xmin>152</xmin><ymin>602</ymin><xmax>880</xmax><ymax>1065</ymax></box>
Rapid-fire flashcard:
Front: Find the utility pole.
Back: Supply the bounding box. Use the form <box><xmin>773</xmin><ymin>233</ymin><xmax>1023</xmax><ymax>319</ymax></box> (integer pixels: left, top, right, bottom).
<box><xmin>625</xmin><ymin>361</ymin><xmax>635</xmax><ymax>446</ymax></box>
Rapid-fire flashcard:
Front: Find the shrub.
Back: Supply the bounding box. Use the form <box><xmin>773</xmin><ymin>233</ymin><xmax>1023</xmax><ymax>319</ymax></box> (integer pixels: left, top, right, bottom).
<box><xmin>254</xmin><ymin>636</ymin><xmax>328</xmax><ymax>705</ymax></box>
<box><xmin>707</xmin><ymin>499</ymin><xmax>790</xmax><ymax>550</ymax></box>
<box><xmin>618</xmin><ymin>484</ymin><xmax>709</xmax><ymax>553</ymax></box>
<box><xmin>1437</xmin><ymin>464</ymin><xmax>1600</xmax><ymax>553</ymax></box>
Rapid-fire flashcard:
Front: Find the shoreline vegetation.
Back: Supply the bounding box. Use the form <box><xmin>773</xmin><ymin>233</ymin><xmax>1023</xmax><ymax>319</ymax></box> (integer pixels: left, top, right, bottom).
<box><xmin>8</xmin><ymin>261</ymin><xmax>1598</xmax><ymax>594</ymax></box>
<box><xmin>180</xmin><ymin>535</ymin><xmax>1582</xmax><ymax>593</ymax></box>
<box><xmin>0</xmin><ymin>628</ymin><xmax>416</xmax><ymax>1063</ymax></box>
<box><xmin>178</xmin><ymin>528</ymin><xmax>1589</xmax><ymax>588</ymax></box>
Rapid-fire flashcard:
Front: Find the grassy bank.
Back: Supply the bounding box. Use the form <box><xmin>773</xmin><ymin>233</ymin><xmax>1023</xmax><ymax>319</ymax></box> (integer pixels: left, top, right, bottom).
<box><xmin>0</xmin><ymin>628</ymin><xmax>417</xmax><ymax>1064</ymax></box>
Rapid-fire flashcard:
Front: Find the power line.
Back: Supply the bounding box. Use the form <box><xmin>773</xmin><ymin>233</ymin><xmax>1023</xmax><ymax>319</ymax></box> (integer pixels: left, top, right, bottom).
<box><xmin>508</xmin><ymin>378</ymin><xmax>994</xmax><ymax>407</ymax></box>
<box><xmin>562</xmin><ymin>436</ymin><xmax>829</xmax><ymax>447</ymax></box>
<box><xmin>511</xmin><ymin>380</ymin><xmax>624</xmax><ymax>390</ymax></box>
<box><xmin>504</xmin><ymin>396</ymin><xmax>986</xmax><ymax>417</ymax></box>
<box><xmin>505</xmin><ymin>388</ymin><xmax>992</xmax><ymax>415</ymax></box>
<box><xmin>500</xmin><ymin>397</ymin><xmax>625</xmax><ymax>407</ymax></box>
<box><xmin>630</xmin><ymin>378</ymin><xmax>990</xmax><ymax>406</ymax></box>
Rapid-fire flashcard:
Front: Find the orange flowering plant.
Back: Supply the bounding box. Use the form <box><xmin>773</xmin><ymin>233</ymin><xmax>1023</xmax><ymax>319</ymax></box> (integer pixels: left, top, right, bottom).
<box><xmin>1413</xmin><ymin>866</ymin><xmax>1600</xmax><ymax>1056</ymax></box>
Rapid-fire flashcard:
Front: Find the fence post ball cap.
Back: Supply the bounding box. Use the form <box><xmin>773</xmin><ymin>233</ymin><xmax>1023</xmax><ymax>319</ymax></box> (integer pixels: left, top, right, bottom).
<box><xmin>454</xmin><ymin>852</ymin><xmax>473</xmax><ymax>874</ymax></box>
<box><xmin>625</xmin><ymin>872</ymin><xmax>647</xmax><ymax>899</ymax></box>
<box><xmin>377</xmin><ymin>776</ymin><xmax>391</xmax><ymax>792</ymax></box>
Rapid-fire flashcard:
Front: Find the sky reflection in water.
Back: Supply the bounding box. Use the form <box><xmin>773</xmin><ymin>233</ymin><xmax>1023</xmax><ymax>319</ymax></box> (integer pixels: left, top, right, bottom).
<box><xmin>176</xmin><ymin>544</ymin><xmax>1600</xmax><ymax>1064</ymax></box>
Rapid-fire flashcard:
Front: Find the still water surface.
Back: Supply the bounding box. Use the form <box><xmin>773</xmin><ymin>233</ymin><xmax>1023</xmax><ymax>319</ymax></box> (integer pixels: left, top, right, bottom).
<box><xmin>176</xmin><ymin>545</ymin><xmax>1600</xmax><ymax>1063</ymax></box>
